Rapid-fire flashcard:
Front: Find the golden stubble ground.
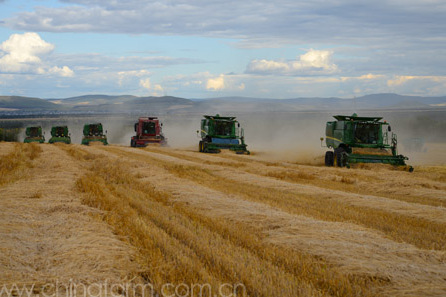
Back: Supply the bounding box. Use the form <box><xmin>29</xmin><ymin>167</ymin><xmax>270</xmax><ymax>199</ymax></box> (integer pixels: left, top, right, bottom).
<box><xmin>0</xmin><ymin>143</ymin><xmax>140</xmax><ymax>296</ymax></box>
<box><xmin>0</xmin><ymin>142</ymin><xmax>445</xmax><ymax>297</ymax></box>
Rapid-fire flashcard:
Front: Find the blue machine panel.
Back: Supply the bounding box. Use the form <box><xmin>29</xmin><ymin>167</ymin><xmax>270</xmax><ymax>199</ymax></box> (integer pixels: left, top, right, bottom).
<box><xmin>212</xmin><ymin>138</ymin><xmax>240</xmax><ymax>145</ymax></box>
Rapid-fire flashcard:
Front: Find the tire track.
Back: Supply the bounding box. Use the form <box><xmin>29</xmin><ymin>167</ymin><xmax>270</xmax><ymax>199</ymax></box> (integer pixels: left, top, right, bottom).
<box><xmin>110</xmin><ymin>146</ymin><xmax>446</xmax><ymax>226</ymax></box>
<box><xmin>145</xmin><ymin>147</ymin><xmax>446</xmax><ymax>207</ymax></box>
<box><xmin>84</xmin><ymin>144</ymin><xmax>446</xmax><ymax>297</ymax></box>
<box><xmin>0</xmin><ymin>144</ymin><xmax>139</xmax><ymax>288</ymax></box>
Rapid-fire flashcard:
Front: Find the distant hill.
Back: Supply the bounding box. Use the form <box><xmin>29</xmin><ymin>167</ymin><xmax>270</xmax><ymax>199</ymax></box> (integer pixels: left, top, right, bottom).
<box><xmin>0</xmin><ymin>93</ymin><xmax>445</xmax><ymax>114</ymax></box>
<box><xmin>71</xmin><ymin>96</ymin><xmax>194</xmax><ymax>113</ymax></box>
<box><xmin>129</xmin><ymin>96</ymin><xmax>193</xmax><ymax>106</ymax></box>
<box><xmin>0</xmin><ymin>96</ymin><xmax>60</xmax><ymax>110</ymax></box>
<box><xmin>195</xmin><ymin>94</ymin><xmax>446</xmax><ymax>113</ymax></box>
<box><xmin>357</xmin><ymin>93</ymin><xmax>446</xmax><ymax>107</ymax></box>
<box><xmin>48</xmin><ymin>95</ymin><xmax>137</xmax><ymax>106</ymax></box>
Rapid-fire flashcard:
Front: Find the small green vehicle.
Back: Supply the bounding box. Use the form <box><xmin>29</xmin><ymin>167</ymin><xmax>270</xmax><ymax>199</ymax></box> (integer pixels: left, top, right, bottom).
<box><xmin>198</xmin><ymin>114</ymin><xmax>249</xmax><ymax>154</ymax></box>
<box><xmin>24</xmin><ymin>126</ymin><xmax>45</xmax><ymax>143</ymax></box>
<box><xmin>322</xmin><ymin>113</ymin><xmax>412</xmax><ymax>171</ymax></box>
<box><xmin>48</xmin><ymin>126</ymin><xmax>71</xmax><ymax>144</ymax></box>
<box><xmin>81</xmin><ymin>123</ymin><xmax>108</xmax><ymax>145</ymax></box>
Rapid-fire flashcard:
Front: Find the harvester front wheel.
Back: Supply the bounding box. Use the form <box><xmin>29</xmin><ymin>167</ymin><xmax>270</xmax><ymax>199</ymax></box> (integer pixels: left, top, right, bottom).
<box><xmin>202</xmin><ymin>142</ymin><xmax>208</xmax><ymax>153</ymax></box>
<box><xmin>131</xmin><ymin>139</ymin><xmax>136</xmax><ymax>147</ymax></box>
<box><xmin>334</xmin><ymin>147</ymin><xmax>346</xmax><ymax>167</ymax></box>
<box><xmin>325</xmin><ymin>151</ymin><xmax>334</xmax><ymax>166</ymax></box>
<box><xmin>199</xmin><ymin>141</ymin><xmax>203</xmax><ymax>152</ymax></box>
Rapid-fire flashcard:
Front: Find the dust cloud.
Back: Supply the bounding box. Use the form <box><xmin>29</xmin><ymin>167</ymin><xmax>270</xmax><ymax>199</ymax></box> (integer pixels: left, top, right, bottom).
<box><xmin>2</xmin><ymin>109</ymin><xmax>446</xmax><ymax>166</ymax></box>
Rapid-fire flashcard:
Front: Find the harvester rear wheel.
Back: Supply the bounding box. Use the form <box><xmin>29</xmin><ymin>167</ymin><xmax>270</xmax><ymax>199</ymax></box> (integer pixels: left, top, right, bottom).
<box><xmin>130</xmin><ymin>139</ymin><xmax>136</xmax><ymax>147</ymax></box>
<box><xmin>325</xmin><ymin>151</ymin><xmax>334</xmax><ymax>166</ymax></box>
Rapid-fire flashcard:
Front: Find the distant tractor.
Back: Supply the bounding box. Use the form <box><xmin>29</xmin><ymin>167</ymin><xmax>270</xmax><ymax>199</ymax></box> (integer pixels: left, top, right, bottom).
<box><xmin>130</xmin><ymin>117</ymin><xmax>167</xmax><ymax>147</ymax></box>
<box><xmin>48</xmin><ymin>126</ymin><xmax>71</xmax><ymax>144</ymax></box>
<box><xmin>81</xmin><ymin>123</ymin><xmax>108</xmax><ymax>145</ymax></box>
<box><xmin>321</xmin><ymin>114</ymin><xmax>412</xmax><ymax>171</ymax></box>
<box><xmin>24</xmin><ymin>126</ymin><xmax>45</xmax><ymax>143</ymax></box>
<box><xmin>198</xmin><ymin>114</ymin><xmax>249</xmax><ymax>154</ymax></box>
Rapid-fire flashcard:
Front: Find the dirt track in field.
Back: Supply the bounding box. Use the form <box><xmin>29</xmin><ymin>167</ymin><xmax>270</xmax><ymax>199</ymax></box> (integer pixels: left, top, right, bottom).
<box><xmin>1</xmin><ymin>142</ymin><xmax>445</xmax><ymax>296</ymax></box>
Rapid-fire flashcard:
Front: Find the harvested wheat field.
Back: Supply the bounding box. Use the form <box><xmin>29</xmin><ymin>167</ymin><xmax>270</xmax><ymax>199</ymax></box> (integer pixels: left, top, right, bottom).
<box><xmin>1</xmin><ymin>142</ymin><xmax>445</xmax><ymax>297</ymax></box>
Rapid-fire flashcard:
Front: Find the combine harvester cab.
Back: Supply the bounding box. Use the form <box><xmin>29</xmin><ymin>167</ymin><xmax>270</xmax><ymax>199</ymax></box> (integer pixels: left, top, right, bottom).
<box><xmin>48</xmin><ymin>126</ymin><xmax>71</xmax><ymax>144</ymax></box>
<box><xmin>81</xmin><ymin>123</ymin><xmax>108</xmax><ymax>145</ymax></box>
<box><xmin>130</xmin><ymin>117</ymin><xmax>167</xmax><ymax>147</ymax></box>
<box><xmin>198</xmin><ymin>114</ymin><xmax>250</xmax><ymax>154</ymax></box>
<box><xmin>322</xmin><ymin>113</ymin><xmax>413</xmax><ymax>171</ymax></box>
<box><xmin>24</xmin><ymin>126</ymin><xmax>45</xmax><ymax>143</ymax></box>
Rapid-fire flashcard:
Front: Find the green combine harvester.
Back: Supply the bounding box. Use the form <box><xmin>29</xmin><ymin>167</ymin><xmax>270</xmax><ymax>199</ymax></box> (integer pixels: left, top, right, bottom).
<box><xmin>81</xmin><ymin>123</ymin><xmax>108</xmax><ymax>145</ymax></box>
<box><xmin>322</xmin><ymin>114</ymin><xmax>413</xmax><ymax>171</ymax></box>
<box><xmin>48</xmin><ymin>126</ymin><xmax>71</xmax><ymax>144</ymax></box>
<box><xmin>198</xmin><ymin>114</ymin><xmax>249</xmax><ymax>154</ymax></box>
<box><xmin>24</xmin><ymin>126</ymin><xmax>45</xmax><ymax>143</ymax></box>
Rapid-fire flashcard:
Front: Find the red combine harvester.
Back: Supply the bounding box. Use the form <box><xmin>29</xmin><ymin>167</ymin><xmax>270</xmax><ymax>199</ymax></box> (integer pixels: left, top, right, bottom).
<box><xmin>130</xmin><ymin>117</ymin><xmax>167</xmax><ymax>147</ymax></box>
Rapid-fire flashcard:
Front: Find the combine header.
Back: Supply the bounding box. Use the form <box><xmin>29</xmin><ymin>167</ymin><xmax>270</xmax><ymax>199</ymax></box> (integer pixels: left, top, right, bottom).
<box><xmin>322</xmin><ymin>114</ymin><xmax>412</xmax><ymax>171</ymax></box>
<box><xmin>24</xmin><ymin>126</ymin><xmax>45</xmax><ymax>143</ymax></box>
<box><xmin>130</xmin><ymin>117</ymin><xmax>167</xmax><ymax>147</ymax></box>
<box><xmin>82</xmin><ymin>123</ymin><xmax>108</xmax><ymax>145</ymax></box>
<box><xmin>198</xmin><ymin>114</ymin><xmax>249</xmax><ymax>154</ymax></box>
<box><xmin>49</xmin><ymin>126</ymin><xmax>71</xmax><ymax>144</ymax></box>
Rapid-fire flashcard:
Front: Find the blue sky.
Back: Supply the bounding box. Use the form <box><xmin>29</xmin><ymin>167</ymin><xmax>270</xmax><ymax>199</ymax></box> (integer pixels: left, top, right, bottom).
<box><xmin>0</xmin><ymin>0</ymin><xmax>445</xmax><ymax>99</ymax></box>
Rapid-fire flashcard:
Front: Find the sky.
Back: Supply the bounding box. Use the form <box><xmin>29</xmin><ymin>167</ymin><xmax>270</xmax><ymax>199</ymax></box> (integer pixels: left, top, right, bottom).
<box><xmin>0</xmin><ymin>0</ymin><xmax>445</xmax><ymax>99</ymax></box>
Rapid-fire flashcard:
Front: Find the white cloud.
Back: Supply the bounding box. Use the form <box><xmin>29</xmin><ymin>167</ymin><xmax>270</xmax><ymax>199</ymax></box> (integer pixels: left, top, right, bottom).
<box><xmin>386</xmin><ymin>75</ymin><xmax>446</xmax><ymax>95</ymax></box>
<box><xmin>160</xmin><ymin>71</ymin><xmax>245</xmax><ymax>94</ymax></box>
<box><xmin>0</xmin><ymin>32</ymin><xmax>54</xmax><ymax>73</ymax></box>
<box><xmin>206</xmin><ymin>74</ymin><xmax>225</xmax><ymax>91</ymax></box>
<box><xmin>138</xmin><ymin>77</ymin><xmax>165</xmax><ymax>96</ymax></box>
<box><xmin>118</xmin><ymin>69</ymin><xmax>150</xmax><ymax>86</ymax></box>
<box><xmin>357</xmin><ymin>74</ymin><xmax>385</xmax><ymax>80</ymax></box>
<box><xmin>246</xmin><ymin>49</ymin><xmax>338</xmax><ymax>75</ymax></box>
<box><xmin>152</xmin><ymin>84</ymin><xmax>164</xmax><ymax>96</ymax></box>
<box><xmin>153</xmin><ymin>84</ymin><xmax>163</xmax><ymax>91</ymax></box>
<box><xmin>49</xmin><ymin>66</ymin><xmax>74</xmax><ymax>77</ymax></box>
<box><xmin>139</xmin><ymin>78</ymin><xmax>151</xmax><ymax>90</ymax></box>
<box><xmin>118</xmin><ymin>70</ymin><xmax>150</xmax><ymax>77</ymax></box>
<box><xmin>295</xmin><ymin>50</ymin><xmax>337</xmax><ymax>71</ymax></box>
<box><xmin>386</xmin><ymin>75</ymin><xmax>446</xmax><ymax>87</ymax></box>
<box><xmin>387</xmin><ymin>75</ymin><xmax>415</xmax><ymax>86</ymax></box>
<box><xmin>248</xmin><ymin>60</ymin><xmax>289</xmax><ymax>72</ymax></box>
<box><xmin>4</xmin><ymin>0</ymin><xmax>445</xmax><ymax>46</ymax></box>
<box><xmin>0</xmin><ymin>32</ymin><xmax>74</xmax><ymax>77</ymax></box>
<box><xmin>341</xmin><ymin>73</ymin><xmax>386</xmax><ymax>81</ymax></box>
<box><xmin>1</xmin><ymin>1</ymin><xmax>445</xmax><ymax>99</ymax></box>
